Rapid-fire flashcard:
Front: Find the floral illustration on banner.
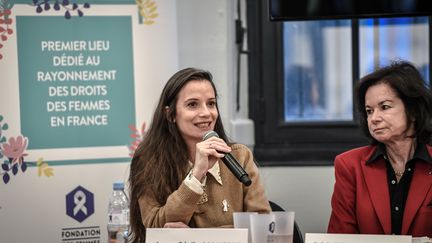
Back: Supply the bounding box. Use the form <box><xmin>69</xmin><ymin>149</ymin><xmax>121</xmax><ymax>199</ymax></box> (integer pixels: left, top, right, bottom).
<box><xmin>136</xmin><ymin>0</ymin><xmax>158</xmax><ymax>25</ymax></box>
<box><xmin>32</xmin><ymin>0</ymin><xmax>91</xmax><ymax>19</ymax></box>
<box><xmin>36</xmin><ymin>157</ymin><xmax>54</xmax><ymax>177</ymax></box>
<box><xmin>0</xmin><ymin>0</ymin><xmax>14</xmax><ymax>60</ymax></box>
<box><xmin>0</xmin><ymin>115</ymin><xmax>54</xmax><ymax>184</ymax></box>
<box><xmin>128</xmin><ymin>122</ymin><xmax>146</xmax><ymax>157</ymax></box>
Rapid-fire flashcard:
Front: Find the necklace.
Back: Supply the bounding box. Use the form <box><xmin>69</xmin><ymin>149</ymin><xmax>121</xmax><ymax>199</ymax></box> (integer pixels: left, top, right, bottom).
<box><xmin>387</xmin><ymin>141</ymin><xmax>416</xmax><ymax>178</ymax></box>
<box><xmin>394</xmin><ymin>170</ymin><xmax>404</xmax><ymax>177</ymax></box>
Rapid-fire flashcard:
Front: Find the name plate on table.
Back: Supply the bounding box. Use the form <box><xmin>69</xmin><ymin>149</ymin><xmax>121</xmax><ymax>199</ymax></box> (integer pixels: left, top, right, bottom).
<box><xmin>146</xmin><ymin>228</ymin><xmax>248</xmax><ymax>243</ymax></box>
<box><xmin>305</xmin><ymin>233</ymin><xmax>412</xmax><ymax>243</ymax></box>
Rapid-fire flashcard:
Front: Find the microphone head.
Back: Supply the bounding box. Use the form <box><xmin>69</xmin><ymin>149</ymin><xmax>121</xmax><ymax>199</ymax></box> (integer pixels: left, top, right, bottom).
<box><xmin>202</xmin><ymin>130</ymin><xmax>219</xmax><ymax>141</ymax></box>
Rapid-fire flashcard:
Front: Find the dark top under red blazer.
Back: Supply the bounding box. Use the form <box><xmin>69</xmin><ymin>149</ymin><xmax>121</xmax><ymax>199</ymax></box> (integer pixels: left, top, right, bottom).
<box><xmin>327</xmin><ymin>145</ymin><xmax>432</xmax><ymax>237</ymax></box>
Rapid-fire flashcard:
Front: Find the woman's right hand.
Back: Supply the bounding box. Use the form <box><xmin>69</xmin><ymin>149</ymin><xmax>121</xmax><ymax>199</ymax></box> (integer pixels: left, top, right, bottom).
<box><xmin>192</xmin><ymin>137</ymin><xmax>231</xmax><ymax>182</ymax></box>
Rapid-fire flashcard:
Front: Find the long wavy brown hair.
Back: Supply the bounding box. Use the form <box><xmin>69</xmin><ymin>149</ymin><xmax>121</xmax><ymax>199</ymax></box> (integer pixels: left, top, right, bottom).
<box><xmin>128</xmin><ymin>68</ymin><xmax>229</xmax><ymax>243</ymax></box>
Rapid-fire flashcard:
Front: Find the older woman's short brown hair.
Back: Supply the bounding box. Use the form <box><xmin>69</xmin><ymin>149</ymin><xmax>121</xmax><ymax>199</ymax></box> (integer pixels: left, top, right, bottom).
<box><xmin>355</xmin><ymin>60</ymin><xmax>432</xmax><ymax>144</ymax></box>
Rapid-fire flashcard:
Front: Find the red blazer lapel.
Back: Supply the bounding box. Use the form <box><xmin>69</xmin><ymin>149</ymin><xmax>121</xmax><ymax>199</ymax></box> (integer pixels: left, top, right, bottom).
<box><xmin>402</xmin><ymin>162</ymin><xmax>432</xmax><ymax>234</ymax></box>
<box><xmin>362</xmin><ymin>158</ymin><xmax>392</xmax><ymax>234</ymax></box>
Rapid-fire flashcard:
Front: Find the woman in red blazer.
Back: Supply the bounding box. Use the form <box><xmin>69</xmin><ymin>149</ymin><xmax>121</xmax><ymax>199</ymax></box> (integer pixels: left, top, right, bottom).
<box><xmin>328</xmin><ymin>61</ymin><xmax>432</xmax><ymax>237</ymax></box>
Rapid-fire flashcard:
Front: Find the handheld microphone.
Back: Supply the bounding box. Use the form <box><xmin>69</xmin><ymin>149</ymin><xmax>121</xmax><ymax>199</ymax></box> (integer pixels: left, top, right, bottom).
<box><xmin>202</xmin><ymin>131</ymin><xmax>252</xmax><ymax>186</ymax></box>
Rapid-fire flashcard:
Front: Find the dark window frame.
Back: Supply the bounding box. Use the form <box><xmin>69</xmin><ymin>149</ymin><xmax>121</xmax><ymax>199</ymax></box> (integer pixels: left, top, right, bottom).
<box><xmin>247</xmin><ymin>0</ymin><xmax>380</xmax><ymax>166</ymax></box>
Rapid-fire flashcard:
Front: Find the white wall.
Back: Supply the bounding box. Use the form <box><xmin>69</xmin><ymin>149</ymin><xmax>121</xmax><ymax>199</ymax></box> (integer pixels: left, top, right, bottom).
<box><xmin>261</xmin><ymin>166</ymin><xmax>334</xmax><ymax>235</ymax></box>
<box><xmin>176</xmin><ymin>0</ymin><xmax>336</xmax><ymax>236</ymax></box>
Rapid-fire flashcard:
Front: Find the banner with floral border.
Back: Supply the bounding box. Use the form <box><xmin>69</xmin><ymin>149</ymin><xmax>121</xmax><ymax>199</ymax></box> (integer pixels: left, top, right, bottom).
<box><xmin>0</xmin><ymin>1</ymin><xmax>177</xmax><ymax>242</ymax></box>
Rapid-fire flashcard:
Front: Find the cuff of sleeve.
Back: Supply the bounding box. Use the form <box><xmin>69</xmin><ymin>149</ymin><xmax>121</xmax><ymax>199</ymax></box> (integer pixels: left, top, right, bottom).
<box><xmin>184</xmin><ymin>169</ymin><xmax>205</xmax><ymax>194</ymax></box>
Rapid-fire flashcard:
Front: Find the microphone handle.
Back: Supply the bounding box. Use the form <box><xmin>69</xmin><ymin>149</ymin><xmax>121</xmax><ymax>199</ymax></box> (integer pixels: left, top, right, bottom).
<box><xmin>221</xmin><ymin>153</ymin><xmax>252</xmax><ymax>186</ymax></box>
